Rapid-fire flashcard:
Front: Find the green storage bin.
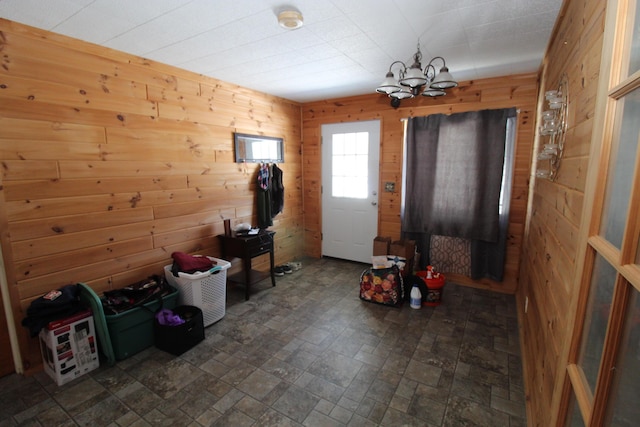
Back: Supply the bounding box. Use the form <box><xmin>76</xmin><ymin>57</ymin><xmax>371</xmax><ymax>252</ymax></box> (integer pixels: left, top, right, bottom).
<box><xmin>105</xmin><ymin>286</ymin><xmax>179</xmax><ymax>360</ymax></box>
<box><xmin>78</xmin><ymin>283</ymin><xmax>116</xmax><ymax>366</ymax></box>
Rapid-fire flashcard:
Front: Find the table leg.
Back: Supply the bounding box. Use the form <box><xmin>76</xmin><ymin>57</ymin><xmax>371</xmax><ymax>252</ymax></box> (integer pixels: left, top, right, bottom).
<box><xmin>244</xmin><ymin>255</ymin><xmax>252</xmax><ymax>301</ymax></box>
<box><xmin>269</xmin><ymin>247</ymin><xmax>276</xmax><ymax>287</ymax></box>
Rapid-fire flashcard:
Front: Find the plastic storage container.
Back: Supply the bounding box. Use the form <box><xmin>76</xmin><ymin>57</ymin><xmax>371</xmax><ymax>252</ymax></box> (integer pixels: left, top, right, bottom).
<box><xmin>417</xmin><ymin>270</ymin><xmax>446</xmax><ymax>307</ymax></box>
<box><xmin>154</xmin><ymin>305</ymin><xmax>205</xmax><ymax>356</ymax></box>
<box><xmin>164</xmin><ymin>257</ymin><xmax>231</xmax><ymax>327</ymax></box>
<box><xmin>78</xmin><ymin>283</ymin><xmax>116</xmax><ymax>366</ymax></box>
<box><xmin>104</xmin><ymin>286</ymin><xmax>178</xmax><ymax>360</ymax></box>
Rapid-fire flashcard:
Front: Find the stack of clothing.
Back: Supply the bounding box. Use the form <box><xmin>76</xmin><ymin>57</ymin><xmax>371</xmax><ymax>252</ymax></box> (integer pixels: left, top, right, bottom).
<box><xmin>170</xmin><ymin>252</ymin><xmax>219</xmax><ymax>276</ymax></box>
<box><xmin>22</xmin><ymin>284</ymin><xmax>85</xmax><ymax>337</ymax></box>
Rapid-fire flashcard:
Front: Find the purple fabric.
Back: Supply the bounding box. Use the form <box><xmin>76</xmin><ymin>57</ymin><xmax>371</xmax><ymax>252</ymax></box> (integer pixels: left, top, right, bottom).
<box><xmin>156</xmin><ymin>309</ymin><xmax>185</xmax><ymax>326</ymax></box>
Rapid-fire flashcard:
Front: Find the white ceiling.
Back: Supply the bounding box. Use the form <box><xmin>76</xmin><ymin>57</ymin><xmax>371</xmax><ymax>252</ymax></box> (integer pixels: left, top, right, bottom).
<box><xmin>0</xmin><ymin>0</ymin><xmax>563</xmax><ymax>103</ymax></box>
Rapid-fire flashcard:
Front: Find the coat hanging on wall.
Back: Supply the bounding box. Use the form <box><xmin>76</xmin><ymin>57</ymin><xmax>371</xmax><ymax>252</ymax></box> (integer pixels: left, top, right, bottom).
<box><xmin>270</xmin><ymin>163</ymin><xmax>284</xmax><ymax>218</ymax></box>
<box><xmin>257</xmin><ymin>163</ymin><xmax>272</xmax><ymax>229</ymax></box>
<box><xmin>256</xmin><ymin>163</ymin><xmax>285</xmax><ymax>228</ymax></box>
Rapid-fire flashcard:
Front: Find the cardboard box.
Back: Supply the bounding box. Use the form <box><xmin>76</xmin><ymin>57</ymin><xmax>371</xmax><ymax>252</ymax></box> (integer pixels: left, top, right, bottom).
<box><xmin>390</xmin><ymin>239</ymin><xmax>416</xmax><ymax>275</ymax></box>
<box><xmin>39</xmin><ymin>309</ymin><xmax>99</xmax><ymax>386</ymax></box>
<box><xmin>373</xmin><ymin>236</ymin><xmax>391</xmax><ymax>256</ymax></box>
<box><xmin>389</xmin><ymin>239</ymin><xmax>416</xmax><ymax>259</ymax></box>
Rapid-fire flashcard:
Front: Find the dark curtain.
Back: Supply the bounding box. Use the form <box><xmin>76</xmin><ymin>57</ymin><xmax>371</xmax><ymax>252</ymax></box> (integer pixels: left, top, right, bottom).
<box><xmin>402</xmin><ymin>108</ymin><xmax>517</xmax><ymax>281</ymax></box>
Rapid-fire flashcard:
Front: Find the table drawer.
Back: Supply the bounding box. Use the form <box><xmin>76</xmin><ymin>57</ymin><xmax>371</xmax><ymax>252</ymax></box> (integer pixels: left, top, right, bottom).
<box><xmin>248</xmin><ymin>240</ymin><xmax>272</xmax><ymax>256</ymax></box>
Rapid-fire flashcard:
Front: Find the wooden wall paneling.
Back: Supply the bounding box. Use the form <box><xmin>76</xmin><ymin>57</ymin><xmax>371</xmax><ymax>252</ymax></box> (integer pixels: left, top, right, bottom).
<box><xmin>13</xmin><ymin>237</ymin><xmax>154</xmax><ymax>281</ymax></box>
<box><xmin>0</xmin><ymin>74</ymin><xmax>158</xmax><ymax>117</ymax></box>
<box><xmin>516</xmin><ymin>0</ymin><xmax>607</xmax><ymax>422</ymax></box>
<box><xmin>0</xmin><ymin>97</ymin><xmax>154</xmax><ymax>129</ymax></box>
<box><xmin>1</xmin><ymin>160</ymin><xmax>59</xmax><ymax>180</ymax></box>
<box><xmin>4</xmin><ymin>194</ymin><xmax>150</xmax><ymax>222</ymax></box>
<box><xmin>105</xmin><ymin>126</ymin><xmax>228</xmax><ymax>150</ymax></box>
<box><xmin>15</xmin><ymin>245</ymin><xmax>170</xmax><ymax>300</ymax></box>
<box><xmin>9</xmin><ymin>208</ymin><xmax>154</xmax><ymax>241</ymax></box>
<box><xmin>11</xmin><ymin>222</ymin><xmax>155</xmax><ymax>261</ymax></box>
<box><xmin>1</xmin><ymin>55</ymin><xmax>149</xmax><ymax>100</ymax></box>
<box><xmin>2</xmin><ymin>175</ymin><xmax>188</xmax><ymax>202</ymax></box>
<box><xmin>0</xmin><ymin>140</ymin><xmax>106</xmax><ymax>162</ymax></box>
<box><xmin>0</xmin><ymin>117</ymin><xmax>106</xmax><ymax>142</ymax></box>
<box><xmin>58</xmin><ymin>160</ymin><xmax>216</xmax><ymax>178</ymax></box>
<box><xmin>153</xmin><ymin>224</ymin><xmax>224</xmax><ymax>248</ymax></box>
<box><xmin>0</xmin><ymin>19</ymin><xmax>303</xmax><ymax>373</ymax></box>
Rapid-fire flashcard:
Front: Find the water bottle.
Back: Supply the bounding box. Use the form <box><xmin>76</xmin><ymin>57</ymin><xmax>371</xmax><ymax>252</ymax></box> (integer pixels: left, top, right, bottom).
<box><xmin>410</xmin><ymin>284</ymin><xmax>422</xmax><ymax>309</ymax></box>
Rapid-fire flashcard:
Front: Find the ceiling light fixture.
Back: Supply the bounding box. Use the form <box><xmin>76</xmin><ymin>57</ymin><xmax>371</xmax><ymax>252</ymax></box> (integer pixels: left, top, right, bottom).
<box><xmin>278</xmin><ymin>9</ymin><xmax>303</xmax><ymax>30</ymax></box>
<box><xmin>376</xmin><ymin>42</ymin><xmax>457</xmax><ymax>108</ymax></box>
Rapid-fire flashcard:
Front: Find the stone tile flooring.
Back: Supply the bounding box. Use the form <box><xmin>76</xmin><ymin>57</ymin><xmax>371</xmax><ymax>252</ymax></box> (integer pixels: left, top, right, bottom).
<box><xmin>0</xmin><ymin>257</ymin><xmax>526</xmax><ymax>426</ymax></box>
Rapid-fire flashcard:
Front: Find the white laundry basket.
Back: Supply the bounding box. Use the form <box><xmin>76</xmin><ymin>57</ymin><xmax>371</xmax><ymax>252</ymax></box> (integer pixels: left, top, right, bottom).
<box><xmin>164</xmin><ymin>257</ymin><xmax>231</xmax><ymax>327</ymax></box>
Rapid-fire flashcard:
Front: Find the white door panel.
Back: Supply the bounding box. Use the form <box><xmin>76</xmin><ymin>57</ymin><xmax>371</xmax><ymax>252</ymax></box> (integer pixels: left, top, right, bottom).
<box><xmin>322</xmin><ymin>120</ymin><xmax>380</xmax><ymax>264</ymax></box>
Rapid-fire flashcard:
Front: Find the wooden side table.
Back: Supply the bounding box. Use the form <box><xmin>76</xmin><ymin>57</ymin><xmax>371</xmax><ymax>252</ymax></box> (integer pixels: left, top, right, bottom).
<box><xmin>217</xmin><ymin>230</ymin><xmax>276</xmax><ymax>300</ymax></box>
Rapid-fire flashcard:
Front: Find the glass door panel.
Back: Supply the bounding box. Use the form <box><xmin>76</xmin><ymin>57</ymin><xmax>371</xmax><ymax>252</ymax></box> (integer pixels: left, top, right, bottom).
<box><xmin>605</xmin><ymin>288</ymin><xmax>640</xmax><ymax>426</ymax></box>
<box><xmin>578</xmin><ymin>254</ymin><xmax>617</xmax><ymax>390</ymax></box>
<box><xmin>565</xmin><ymin>391</ymin><xmax>587</xmax><ymax>427</ymax></box>
<box><xmin>599</xmin><ymin>88</ymin><xmax>640</xmax><ymax>249</ymax></box>
<box><xmin>568</xmin><ymin>0</ymin><xmax>640</xmax><ymax>425</ymax></box>
<box><xmin>627</xmin><ymin>0</ymin><xmax>640</xmax><ymax>75</ymax></box>
<box><xmin>330</xmin><ymin>131</ymin><xmax>369</xmax><ymax>199</ymax></box>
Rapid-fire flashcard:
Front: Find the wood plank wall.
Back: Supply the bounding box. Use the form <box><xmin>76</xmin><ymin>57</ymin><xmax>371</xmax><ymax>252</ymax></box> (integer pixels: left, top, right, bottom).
<box><xmin>516</xmin><ymin>0</ymin><xmax>606</xmax><ymax>425</ymax></box>
<box><xmin>0</xmin><ymin>19</ymin><xmax>303</xmax><ymax>373</ymax></box>
<box><xmin>301</xmin><ymin>74</ymin><xmax>539</xmax><ymax>294</ymax></box>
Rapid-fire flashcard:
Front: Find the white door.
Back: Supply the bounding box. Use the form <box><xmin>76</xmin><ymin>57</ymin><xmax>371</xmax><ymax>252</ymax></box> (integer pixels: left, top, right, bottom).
<box><xmin>321</xmin><ymin>120</ymin><xmax>380</xmax><ymax>263</ymax></box>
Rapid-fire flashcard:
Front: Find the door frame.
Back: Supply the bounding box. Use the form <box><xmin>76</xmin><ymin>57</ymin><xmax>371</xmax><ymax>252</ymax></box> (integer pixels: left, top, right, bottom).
<box><xmin>560</xmin><ymin>0</ymin><xmax>640</xmax><ymax>424</ymax></box>
<box><xmin>0</xmin><ymin>243</ymin><xmax>20</xmax><ymax>376</ymax></box>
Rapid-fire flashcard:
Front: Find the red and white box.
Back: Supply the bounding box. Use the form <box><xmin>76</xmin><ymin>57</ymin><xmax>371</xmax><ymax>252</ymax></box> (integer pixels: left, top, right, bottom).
<box><xmin>39</xmin><ymin>309</ymin><xmax>99</xmax><ymax>386</ymax></box>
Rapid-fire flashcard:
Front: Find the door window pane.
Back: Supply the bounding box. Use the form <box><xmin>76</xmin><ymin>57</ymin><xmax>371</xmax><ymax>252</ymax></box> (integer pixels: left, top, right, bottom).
<box><xmin>605</xmin><ymin>287</ymin><xmax>640</xmax><ymax>426</ymax></box>
<box><xmin>628</xmin><ymin>0</ymin><xmax>640</xmax><ymax>75</ymax></box>
<box><xmin>579</xmin><ymin>254</ymin><xmax>617</xmax><ymax>390</ymax></box>
<box><xmin>565</xmin><ymin>390</ymin><xmax>586</xmax><ymax>427</ymax></box>
<box><xmin>331</xmin><ymin>132</ymin><xmax>369</xmax><ymax>199</ymax></box>
<box><xmin>599</xmin><ymin>88</ymin><xmax>640</xmax><ymax>248</ymax></box>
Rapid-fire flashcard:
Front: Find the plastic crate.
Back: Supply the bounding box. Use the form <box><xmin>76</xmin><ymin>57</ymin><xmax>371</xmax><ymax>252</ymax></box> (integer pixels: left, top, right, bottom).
<box><xmin>104</xmin><ymin>286</ymin><xmax>178</xmax><ymax>360</ymax></box>
<box><xmin>164</xmin><ymin>257</ymin><xmax>231</xmax><ymax>327</ymax></box>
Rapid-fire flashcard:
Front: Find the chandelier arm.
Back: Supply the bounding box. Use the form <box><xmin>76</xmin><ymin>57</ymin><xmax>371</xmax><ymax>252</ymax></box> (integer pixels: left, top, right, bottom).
<box><xmin>427</xmin><ymin>56</ymin><xmax>447</xmax><ymax>72</ymax></box>
<box><xmin>388</xmin><ymin>60</ymin><xmax>408</xmax><ymax>74</ymax></box>
<box><xmin>424</xmin><ymin>63</ymin><xmax>437</xmax><ymax>81</ymax></box>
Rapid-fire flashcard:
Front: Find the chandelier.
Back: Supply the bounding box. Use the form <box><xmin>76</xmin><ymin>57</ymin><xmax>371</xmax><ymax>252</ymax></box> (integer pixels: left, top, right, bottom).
<box><xmin>376</xmin><ymin>42</ymin><xmax>458</xmax><ymax>108</ymax></box>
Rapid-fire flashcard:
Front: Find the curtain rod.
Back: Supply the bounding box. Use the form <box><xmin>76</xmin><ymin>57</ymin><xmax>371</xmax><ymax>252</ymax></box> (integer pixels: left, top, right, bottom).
<box><xmin>399</xmin><ymin>108</ymin><xmax>521</xmax><ymax>122</ymax></box>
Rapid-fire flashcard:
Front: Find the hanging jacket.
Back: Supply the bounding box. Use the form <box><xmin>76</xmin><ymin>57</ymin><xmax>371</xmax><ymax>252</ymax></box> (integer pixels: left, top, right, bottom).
<box><xmin>257</xmin><ymin>163</ymin><xmax>272</xmax><ymax>228</ymax></box>
<box><xmin>270</xmin><ymin>164</ymin><xmax>284</xmax><ymax>218</ymax></box>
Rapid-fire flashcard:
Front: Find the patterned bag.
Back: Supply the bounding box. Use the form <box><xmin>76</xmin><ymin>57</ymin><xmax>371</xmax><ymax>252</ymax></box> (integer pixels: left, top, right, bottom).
<box><xmin>359</xmin><ymin>265</ymin><xmax>404</xmax><ymax>307</ymax></box>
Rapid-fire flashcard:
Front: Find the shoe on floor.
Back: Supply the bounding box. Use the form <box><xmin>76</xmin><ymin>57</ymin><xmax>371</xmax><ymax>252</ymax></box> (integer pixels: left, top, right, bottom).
<box><xmin>274</xmin><ymin>266</ymin><xmax>285</xmax><ymax>276</ymax></box>
<box><xmin>281</xmin><ymin>264</ymin><xmax>293</xmax><ymax>274</ymax></box>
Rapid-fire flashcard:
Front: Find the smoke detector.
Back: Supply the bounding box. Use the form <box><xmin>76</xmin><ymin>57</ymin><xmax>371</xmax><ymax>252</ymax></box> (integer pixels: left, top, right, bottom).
<box><xmin>278</xmin><ymin>9</ymin><xmax>303</xmax><ymax>30</ymax></box>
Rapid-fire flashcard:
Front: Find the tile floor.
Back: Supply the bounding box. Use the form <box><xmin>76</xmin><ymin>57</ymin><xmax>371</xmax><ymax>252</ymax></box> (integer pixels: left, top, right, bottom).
<box><xmin>0</xmin><ymin>257</ymin><xmax>526</xmax><ymax>426</ymax></box>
